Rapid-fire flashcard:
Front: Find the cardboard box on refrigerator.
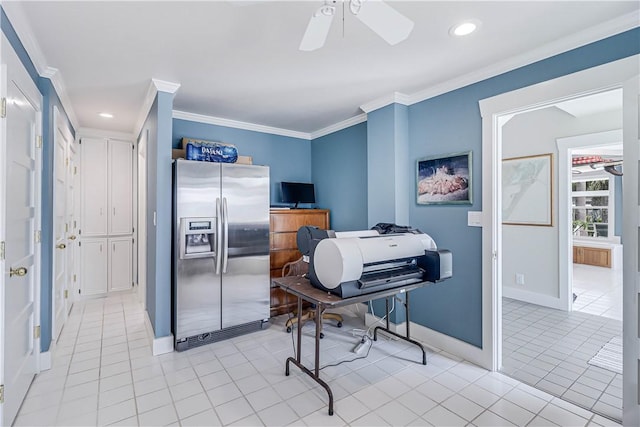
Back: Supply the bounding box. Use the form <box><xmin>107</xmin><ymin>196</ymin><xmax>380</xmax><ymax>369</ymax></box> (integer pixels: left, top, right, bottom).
<box><xmin>172</xmin><ymin>149</ymin><xmax>186</xmax><ymax>159</ymax></box>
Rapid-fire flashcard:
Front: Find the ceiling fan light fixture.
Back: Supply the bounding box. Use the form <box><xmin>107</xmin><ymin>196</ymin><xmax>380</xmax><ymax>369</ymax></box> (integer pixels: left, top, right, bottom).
<box><xmin>450</xmin><ymin>20</ymin><xmax>480</xmax><ymax>37</ymax></box>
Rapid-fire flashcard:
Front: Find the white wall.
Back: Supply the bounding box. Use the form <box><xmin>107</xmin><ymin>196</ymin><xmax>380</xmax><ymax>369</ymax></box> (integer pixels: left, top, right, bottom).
<box><xmin>502</xmin><ymin>107</ymin><xmax>621</xmax><ymax>307</ymax></box>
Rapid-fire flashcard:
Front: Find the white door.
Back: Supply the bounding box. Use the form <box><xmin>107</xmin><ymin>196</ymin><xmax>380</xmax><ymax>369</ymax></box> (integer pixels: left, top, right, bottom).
<box><xmin>109</xmin><ymin>237</ymin><xmax>132</xmax><ymax>292</ymax></box>
<box><xmin>53</xmin><ymin>106</ymin><xmax>72</xmax><ymax>339</ymax></box>
<box><xmin>67</xmin><ymin>143</ymin><xmax>79</xmax><ymax>310</ymax></box>
<box><xmin>137</xmin><ymin>130</ymin><xmax>147</xmax><ymax>307</ymax></box>
<box><xmin>622</xmin><ymin>74</ymin><xmax>640</xmax><ymax>427</ymax></box>
<box><xmin>0</xmin><ymin>34</ymin><xmax>42</xmax><ymax>427</ymax></box>
<box><xmin>80</xmin><ymin>138</ymin><xmax>107</xmax><ymax>237</ymax></box>
<box><xmin>109</xmin><ymin>139</ymin><xmax>133</xmax><ymax>235</ymax></box>
<box><xmin>80</xmin><ymin>238</ymin><xmax>108</xmax><ymax>296</ymax></box>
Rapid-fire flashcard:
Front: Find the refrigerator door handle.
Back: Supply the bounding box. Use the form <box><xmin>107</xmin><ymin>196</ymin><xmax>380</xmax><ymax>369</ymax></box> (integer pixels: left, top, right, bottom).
<box><xmin>222</xmin><ymin>197</ymin><xmax>229</xmax><ymax>273</ymax></box>
<box><xmin>215</xmin><ymin>197</ymin><xmax>222</xmax><ymax>275</ymax></box>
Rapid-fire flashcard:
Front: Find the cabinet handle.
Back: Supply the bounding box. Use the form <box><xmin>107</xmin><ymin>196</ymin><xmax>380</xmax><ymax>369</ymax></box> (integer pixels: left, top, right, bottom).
<box><xmin>100</xmin><ymin>208</ymin><xmax>103</xmax><ymax>216</ymax></box>
<box><xmin>100</xmin><ymin>244</ymin><xmax>103</xmax><ymax>252</ymax></box>
<box><xmin>56</xmin><ymin>243</ymin><xmax>66</xmax><ymax>250</ymax></box>
<box><xmin>113</xmin><ymin>243</ymin><xmax>115</xmax><ymax>252</ymax></box>
<box><xmin>113</xmin><ymin>207</ymin><xmax>116</xmax><ymax>216</ymax></box>
<box><xmin>69</xmin><ymin>235</ymin><xmax>77</xmax><ymax>240</ymax></box>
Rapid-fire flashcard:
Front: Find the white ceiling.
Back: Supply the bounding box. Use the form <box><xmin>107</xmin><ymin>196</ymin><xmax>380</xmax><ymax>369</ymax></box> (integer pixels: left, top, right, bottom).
<box><xmin>3</xmin><ymin>1</ymin><xmax>638</xmax><ymax>138</ymax></box>
<box><xmin>556</xmin><ymin>89</ymin><xmax>623</xmax><ymax>118</ymax></box>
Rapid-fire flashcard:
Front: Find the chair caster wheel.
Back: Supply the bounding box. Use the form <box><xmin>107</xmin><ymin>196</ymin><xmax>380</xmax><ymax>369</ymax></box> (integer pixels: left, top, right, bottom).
<box><xmin>320</xmin><ymin>332</ymin><xmax>324</xmax><ymax>339</ymax></box>
<box><xmin>286</xmin><ymin>327</ymin><xmax>292</xmax><ymax>333</ymax></box>
<box><xmin>337</xmin><ymin>321</ymin><xmax>342</xmax><ymax>328</ymax></box>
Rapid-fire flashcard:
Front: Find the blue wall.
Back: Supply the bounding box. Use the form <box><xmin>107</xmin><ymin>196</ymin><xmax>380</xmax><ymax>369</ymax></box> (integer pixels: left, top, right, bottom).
<box><xmin>173</xmin><ymin>120</ymin><xmax>312</xmax><ymax>206</ymax></box>
<box><xmin>311</xmin><ymin>122</ymin><xmax>368</xmax><ymax>231</ymax></box>
<box><xmin>141</xmin><ymin>92</ymin><xmax>175</xmax><ymax>339</ymax></box>
<box><xmin>141</xmin><ymin>98</ymin><xmax>159</xmax><ymax>331</ymax></box>
<box><xmin>404</xmin><ymin>27</ymin><xmax>639</xmax><ymax>347</ymax></box>
<box><xmin>2</xmin><ymin>7</ymin><xmax>75</xmax><ymax>352</ymax></box>
<box><xmin>366</xmin><ymin>105</ymin><xmax>399</xmax><ymax>226</ymax></box>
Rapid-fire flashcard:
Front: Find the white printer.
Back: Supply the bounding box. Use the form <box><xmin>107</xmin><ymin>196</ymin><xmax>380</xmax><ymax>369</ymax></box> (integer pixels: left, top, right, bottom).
<box><xmin>297</xmin><ymin>224</ymin><xmax>452</xmax><ymax>298</ymax></box>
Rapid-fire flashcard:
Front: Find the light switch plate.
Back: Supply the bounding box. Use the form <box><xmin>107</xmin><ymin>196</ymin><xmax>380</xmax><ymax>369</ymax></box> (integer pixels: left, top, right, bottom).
<box><xmin>468</xmin><ymin>211</ymin><xmax>482</xmax><ymax>227</ymax></box>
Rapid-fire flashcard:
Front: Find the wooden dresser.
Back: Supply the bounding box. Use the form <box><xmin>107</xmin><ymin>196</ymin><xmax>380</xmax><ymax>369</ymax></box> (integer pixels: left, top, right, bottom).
<box><xmin>269</xmin><ymin>209</ymin><xmax>330</xmax><ymax>317</ymax></box>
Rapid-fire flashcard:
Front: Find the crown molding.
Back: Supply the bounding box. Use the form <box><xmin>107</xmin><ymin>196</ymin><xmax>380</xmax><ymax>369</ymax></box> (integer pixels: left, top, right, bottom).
<box><xmin>2</xmin><ymin>2</ymin><xmax>47</xmax><ymax>75</ymax></box>
<box><xmin>360</xmin><ymin>92</ymin><xmax>411</xmax><ymax>114</ymax></box>
<box><xmin>76</xmin><ymin>127</ymin><xmax>135</xmax><ymax>142</ymax></box>
<box><xmin>172</xmin><ymin>110</ymin><xmax>311</xmax><ymax>140</ymax></box>
<box><xmin>310</xmin><ymin>113</ymin><xmax>368</xmax><ymax>139</ymax></box>
<box><xmin>152</xmin><ymin>78</ymin><xmax>181</xmax><ymax>94</ymax></box>
<box><xmin>133</xmin><ymin>78</ymin><xmax>181</xmax><ymax>138</ymax></box>
<box><xmin>3</xmin><ymin>3</ymin><xmax>80</xmax><ymax>130</ymax></box>
<box><xmin>407</xmin><ymin>11</ymin><xmax>640</xmax><ymax>107</ymax></box>
<box><xmin>42</xmin><ymin>66</ymin><xmax>79</xmax><ymax>130</ymax></box>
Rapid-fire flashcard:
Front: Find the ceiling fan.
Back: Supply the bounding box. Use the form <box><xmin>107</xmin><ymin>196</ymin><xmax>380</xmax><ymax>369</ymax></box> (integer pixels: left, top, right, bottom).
<box><xmin>299</xmin><ymin>0</ymin><xmax>414</xmax><ymax>51</ymax></box>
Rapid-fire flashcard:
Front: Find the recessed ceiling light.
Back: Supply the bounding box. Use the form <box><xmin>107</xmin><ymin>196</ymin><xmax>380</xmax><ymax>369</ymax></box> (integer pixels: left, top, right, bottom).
<box><xmin>98</xmin><ymin>112</ymin><xmax>114</xmax><ymax>118</ymax></box>
<box><xmin>450</xmin><ymin>20</ymin><xmax>480</xmax><ymax>37</ymax></box>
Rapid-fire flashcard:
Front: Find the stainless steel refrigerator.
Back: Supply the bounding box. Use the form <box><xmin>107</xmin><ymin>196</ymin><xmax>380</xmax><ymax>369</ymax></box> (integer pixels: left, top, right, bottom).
<box><xmin>172</xmin><ymin>159</ymin><xmax>270</xmax><ymax>351</ymax></box>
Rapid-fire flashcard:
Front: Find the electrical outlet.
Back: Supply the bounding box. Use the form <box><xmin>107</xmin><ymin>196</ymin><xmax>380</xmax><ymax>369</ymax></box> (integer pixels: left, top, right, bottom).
<box><xmin>516</xmin><ymin>273</ymin><xmax>525</xmax><ymax>285</ymax></box>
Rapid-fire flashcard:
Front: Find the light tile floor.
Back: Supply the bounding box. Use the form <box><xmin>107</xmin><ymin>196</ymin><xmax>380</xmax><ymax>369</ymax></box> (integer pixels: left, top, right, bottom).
<box><xmin>572</xmin><ymin>264</ymin><xmax>622</xmax><ymax>321</ymax></box>
<box><xmin>502</xmin><ymin>264</ymin><xmax>623</xmax><ymax>423</ymax></box>
<box><xmin>15</xmin><ymin>291</ymin><xmax>621</xmax><ymax>426</ymax></box>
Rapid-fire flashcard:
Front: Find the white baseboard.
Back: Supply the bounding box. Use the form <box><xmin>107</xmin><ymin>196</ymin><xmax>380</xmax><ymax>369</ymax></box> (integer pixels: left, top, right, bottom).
<box><xmin>39</xmin><ymin>350</ymin><xmax>52</xmax><ymax>371</ymax></box>
<box><xmin>365</xmin><ymin>313</ymin><xmax>490</xmax><ymax>369</ymax></box>
<box><xmin>503</xmin><ymin>286</ymin><xmax>564</xmax><ymax>310</ymax></box>
<box><xmin>152</xmin><ymin>335</ymin><xmax>174</xmax><ymax>356</ymax></box>
<box><xmin>144</xmin><ymin>311</ymin><xmax>174</xmax><ymax>356</ymax></box>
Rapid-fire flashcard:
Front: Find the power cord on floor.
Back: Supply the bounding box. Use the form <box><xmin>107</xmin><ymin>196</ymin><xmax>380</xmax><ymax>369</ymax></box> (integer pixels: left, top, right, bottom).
<box><xmin>319</xmin><ymin>335</ymin><xmax>373</xmax><ymax>370</ymax></box>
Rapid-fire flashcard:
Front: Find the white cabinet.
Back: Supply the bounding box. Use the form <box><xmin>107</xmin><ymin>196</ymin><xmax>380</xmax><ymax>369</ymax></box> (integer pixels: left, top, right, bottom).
<box><xmin>109</xmin><ymin>237</ymin><xmax>133</xmax><ymax>292</ymax></box>
<box><xmin>80</xmin><ymin>238</ymin><xmax>108</xmax><ymax>296</ymax></box>
<box><xmin>79</xmin><ymin>137</ymin><xmax>134</xmax><ymax>295</ymax></box>
<box><xmin>109</xmin><ymin>140</ymin><xmax>133</xmax><ymax>235</ymax></box>
<box><xmin>80</xmin><ymin>138</ymin><xmax>108</xmax><ymax>236</ymax></box>
<box><xmin>81</xmin><ymin>137</ymin><xmax>133</xmax><ymax>236</ymax></box>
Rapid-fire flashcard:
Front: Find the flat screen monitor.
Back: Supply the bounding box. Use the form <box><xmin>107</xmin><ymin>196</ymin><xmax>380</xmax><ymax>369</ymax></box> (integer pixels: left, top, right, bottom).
<box><xmin>281</xmin><ymin>182</ymin><xmax>315</xmax><ymax>208</ymax></box>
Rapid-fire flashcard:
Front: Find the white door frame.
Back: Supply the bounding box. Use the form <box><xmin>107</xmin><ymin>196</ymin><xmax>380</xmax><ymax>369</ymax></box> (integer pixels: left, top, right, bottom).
<box><xmin>556</xmin><ymin>128</ymin><xmax>623</xmax><ymax>312</ymax></box>
<box><xmin>479</xmin><ymin>55</ymin><xmax>639</xmax><ymax>424</ymax></box>
<box><xmin>137</xmin><ymin>130</ymin><xmax>148</xmax><ymax>309</ymax></box>
<box><xmin>621</xmin><ymin>74</ymin><xmax>639</xmax><ymax>427</ymax></box>
<box><xmin>0</xmin><ymin>32</ymin><xmax>43</xmax><ymax>425</ymax></box>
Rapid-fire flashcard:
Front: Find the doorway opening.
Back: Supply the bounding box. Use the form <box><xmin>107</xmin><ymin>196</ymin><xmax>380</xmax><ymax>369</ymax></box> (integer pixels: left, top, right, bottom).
<box><xmin>499</xmin><ymin>93</ymin><xmax>624</xmax><ymax>420</ymax></box>
<box><xmin>479</xmin><ymin>59</ymin><xmax>637</xmax><ymax>424</ymax></box>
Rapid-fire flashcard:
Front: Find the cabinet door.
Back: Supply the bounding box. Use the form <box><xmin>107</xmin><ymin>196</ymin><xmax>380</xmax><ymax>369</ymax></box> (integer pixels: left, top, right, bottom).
<box><xmin>582</xmin><ymin>247</ymin><xmax>611</xmax><ymax>268</ymax></box>
<box><xmin>109</xmin><ymin>139</ymin><xmax>133</xmax><ymax>235</ymax></box>
<box><xmin>80</xmin><ymin>138</ymin><xmax>108</xmax><ymax>236</ymax></box>
<box><xmin>109</xmin><ymin>237</ymin><xmax>132</xmax><ymax>292</ymax></box>
<box><xmin>80</xmin><ymin>238</ymin><xmax>108</xmax><ymax>296</ymax></box>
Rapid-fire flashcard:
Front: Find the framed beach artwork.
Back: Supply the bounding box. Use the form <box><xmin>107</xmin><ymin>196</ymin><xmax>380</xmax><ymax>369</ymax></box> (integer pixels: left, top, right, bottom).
<box><xmin>502</xmin><ymin>153</ymin><xmax>553</xmax><ymax>226</ymax></box>
<box><xmin>416</xmin><ymin>151</ymin><xmax>472</xmax><ymax>205</ymax></box>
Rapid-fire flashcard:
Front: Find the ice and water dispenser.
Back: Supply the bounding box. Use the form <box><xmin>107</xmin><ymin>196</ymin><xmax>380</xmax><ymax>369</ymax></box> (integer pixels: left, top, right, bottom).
<box><xmin>179</xmin><ymin>217</ymin><xmax>217</xmax><ymax>259</ymax></box>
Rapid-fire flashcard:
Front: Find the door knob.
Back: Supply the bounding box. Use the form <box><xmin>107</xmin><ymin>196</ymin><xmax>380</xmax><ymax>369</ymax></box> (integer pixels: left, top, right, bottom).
<box><xmin>56</xmin><ymin>243</ymin><xmax>66</xmax><ymax>250</ymax></box>
<box><xmin>68</xmin><ymin>235</ymin><xmax>77</xmax><ymax>240</ymax></box>
<box><xmin>10</xmin><ymin>267</ymin><xmax>28</xmax><ymax>277</ymax></box>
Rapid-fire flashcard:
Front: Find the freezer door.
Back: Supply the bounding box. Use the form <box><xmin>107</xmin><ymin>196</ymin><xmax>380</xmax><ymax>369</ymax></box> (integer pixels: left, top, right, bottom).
<box><xmin>174</xmin><ymin>160</ymin><xmax>222</xmax><ymax>340</ymax></box>
<box><xmin>220</xmin><ymin>163</ymin><xmax>270</xmax><ymax>328</ymax></box>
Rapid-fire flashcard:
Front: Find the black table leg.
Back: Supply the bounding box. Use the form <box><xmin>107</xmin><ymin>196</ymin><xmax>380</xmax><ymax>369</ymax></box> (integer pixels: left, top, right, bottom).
<box><xmin>285</xmin><ymin>299</ymin><xmax>334</xmax><ymax>415</ymax></box>
<box><xmin>373</xmin><ymin>291</ymin><xmax>427</xmax><ymax>365</ymax></box>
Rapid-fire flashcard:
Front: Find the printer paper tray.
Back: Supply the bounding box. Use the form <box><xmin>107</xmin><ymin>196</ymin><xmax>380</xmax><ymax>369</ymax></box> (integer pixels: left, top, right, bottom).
<box><xmin>357</xmin><ymin>268</ymin><xmax>424</xmax><ymax>288</ymax></box>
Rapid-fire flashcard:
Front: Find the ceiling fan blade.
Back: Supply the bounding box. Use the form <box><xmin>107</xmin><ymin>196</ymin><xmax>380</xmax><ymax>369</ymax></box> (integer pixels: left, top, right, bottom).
<box><xmin>299</xmin><ymin>9</ymin><xmax>335</xmax><ymax>51</ymax></box>
<box><xmin>356</xmin><ymin>0</ymin><xmax>414</xmax><ymax>46</ymax></box>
